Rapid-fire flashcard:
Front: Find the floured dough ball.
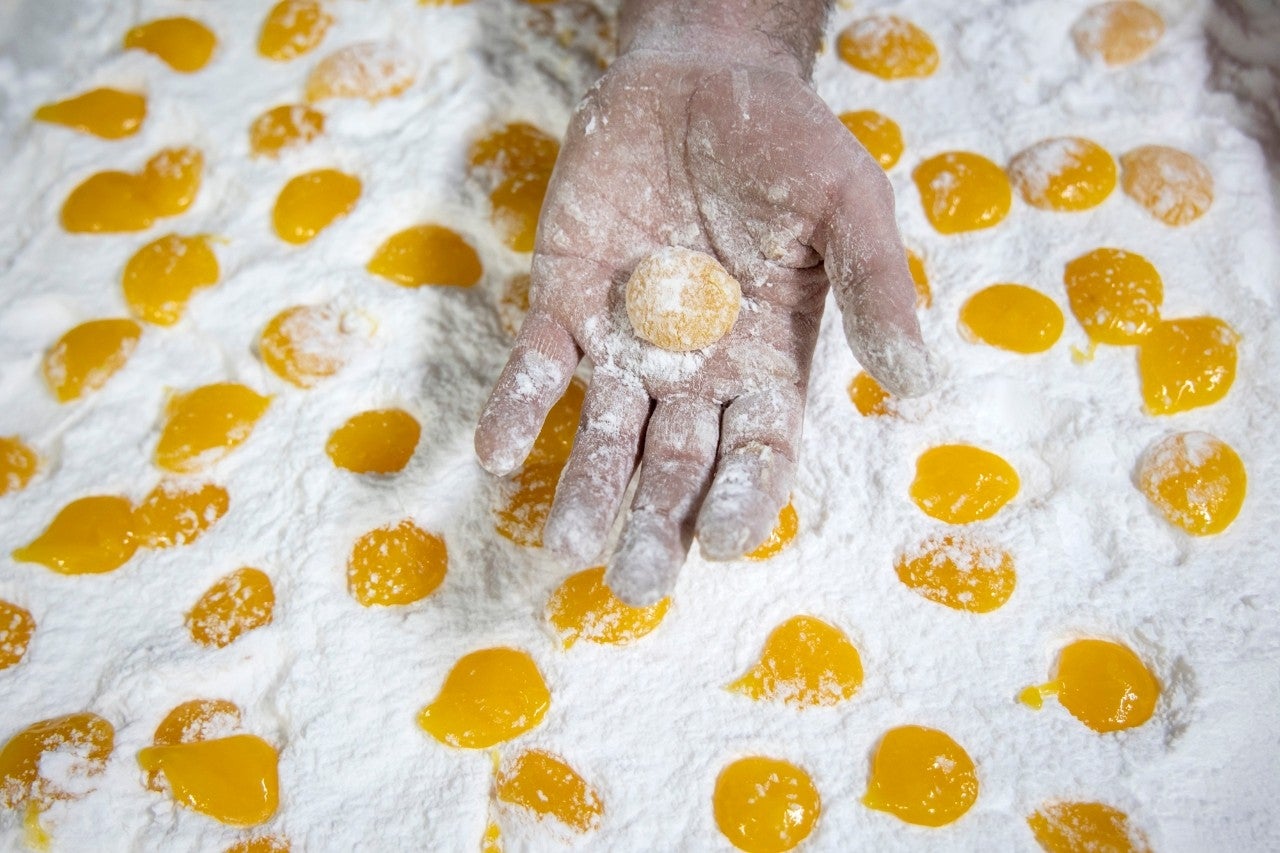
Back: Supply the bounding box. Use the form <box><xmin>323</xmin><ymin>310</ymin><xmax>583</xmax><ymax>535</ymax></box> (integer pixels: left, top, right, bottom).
<box><xmin>625</xmin><ymin>247</ymin><xmax>741</xmax><ymax>352</ymax></box>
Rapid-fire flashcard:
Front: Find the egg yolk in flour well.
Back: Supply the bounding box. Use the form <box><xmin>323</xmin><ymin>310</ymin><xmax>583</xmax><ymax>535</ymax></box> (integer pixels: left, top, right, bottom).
<box><xmin>546</xmin><ymin>566</ymin><xmax>670</xmax><ymax>648</ymax></box>
<box><xmin>862</xmin><ymin>725</ymin><xmax>978</xmax><ymax>827</ymax></box>
<box><xmin>418</xmin><ymin>647</ymin><xmax>550</xmax><ymax>749</ymax></box>
<box><xmin>326</xmin><ymin>409</ymin><xmax>421</xmax><ymax>474</ymax></box>
<box><xmin>469</xmin><ymin>123</ymin><xmax>561</xmax><ymax>252</ymax></box>
<box><xmin>910</xmin><ymin>444</ymin><xmax>1020</xmax><ymax>523</ymax></box>
<box><xmin>347</xmin><ymin>520</ymin><xmax>446</xmax><ymax>606</ymax></box>
<box><xmin>728</xmin><ymin>615</ymin><xmax>864</xmax><ymax>708</ymax></box>
<box><xmin>34</xmin><ymin>88</ymin><xmax>146</xmax><ymax>139</ymax></box>
<box><xmin>713</xmin><ymin>756</ymin><xmax>821</xmax><ymax>853</ymax></box>
<box><xmin>1020</xmin><ymin>638</ymin><xmax>1159</xmax><ymax>733</ymax></box>
<box><xmin>42</xmin><ymin>318</ymin><xmax>142</xmax><ymax>402</ymax></box>
<box><xmin>154</xmin><ymin>383</ymin><xmax>270</xmax><ymax>473</ymax></box>
<box><xmin>496</xmin><ymin>749</ymin><xmax>604</xmax><ymax>834</ymax></box>
<box><xmin>914</xmin><ymin>152</ymin><xmax>1012</xmax><ymax>234</ymax></box>
<box><xmin>124</xmin><ymin>17</ymin><xmax>216</xmax><ymax>72</ymax></box>
<box><xmin>61</xmin><ymin>148</ymin><xmax>203</xmax><ymax>234</ymax></box>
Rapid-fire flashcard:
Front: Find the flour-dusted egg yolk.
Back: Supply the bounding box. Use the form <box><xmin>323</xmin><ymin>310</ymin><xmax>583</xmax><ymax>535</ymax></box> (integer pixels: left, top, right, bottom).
<box><xmin>61</xmin><ymin>147</ymin><xmax>203</xmax><ymax>234</ymax></box>
<box><xmin>187</xmin><ymin>568</ymin><xmax>276</xmax><ymax>648</ymax></box>
<box><xmin>367</xmin><ymin>224</ymin><xmax>484</xmax><ymax>287</ymax></box>
<box><xmin>0</xmin><ymin>713</ymin><xmax>114</xmax><ymax>810</ymax></box>
<box><xmin>1063</xmin><ymin>248</ymin><xmax>1163</xmax><ymax>344</ymax></box>
<box><xmin>0</xmin><ymin>600</ymin><xmax>36</xmax><ymax>672</ymax></box>
<box><xmin>713</xmin><ymin>756</ymin><xmax>820</xmax><ymax>853</ymax></box>
<box><xmin>258</xmin><ymin>304</ymin><xmax>352</xmax><ymax>388</ymax></box>
<box><xmin>895</xmin><ymin>534</ymin><xmax>1016</xmax><ymax>613</ymax></box>
<box><xmin>305</xmin><ymin>42</ymin><xmax>417</xmax><ymax>102</ymax></box>
<box><xmin>258</xmin><ymin>0</ymin><xmax>332</xmax><ymax>60</ymax></box>
<box><xmin>907</xmin><ymin>248</ymin><xmax>931</xmax><ymax>308</ymax></box>
<box><xmin>746</xmin><ymin>501</ymin><xmax>799</xmax><ymax>561</ymax></box>
<box><xmin>1138</xmin><ymin>317</ymin><xmax>1238</xmax><ymax>415</ymax></box>
<box><xmin>839</xmin><ymin>110</ymin><xmax>904</xmax><ymax>170</ymax></box>
<box><xmin>496</xmin><ymin>750</ymin><xmax>603</xmax><ymax>833</ymax></box>
<box><xmin>546</xmin><ymin>566</ymin><xmax>670</xmax><ymax>648</ymax></box>
<box><xmin>249</xmin><ymin>105</ymin><xmax>325</xmax><ymax>157</ymax></box>
<box><xmin>958</xmin><ymin>284</ymin><xmax>1064</xmax><ymax>354</ymax></box>
<box><xmin>347</xmin><ymin>520</ymin><xmax>446</xmax><ymax>606</ymax></box>
<box><xmin>123</xmin><ymin>234</ymin><xmax>220</xmax><ymax>326</ymax></box>
<box><xmin>42</xmin><ymin>318</ymin><xmax>142</xmax><ymax>402</ymax></box>
<box><xmin>469</xmin><ymin>123</ymin><xmax>561</xmax><ymax>252</ymax></box>
<box><xmin>837</xmin><ymin>16</ymin><xmax>939</xmax><ymax>79</ymax></box>
<box><xmin>272</xmin><ymin>169</ymin><xmax>361</xmax><ymax>244</ymax></box>
<box><xmin>1</xmin><ymin>437</ymin><xmax>40</xmax><ymax>497</ymax></box>
<box><xmin>910</xmin><ymin>445</ymin><xmax>1019</xmax><ymax>524</ymax></box>
<box><xmin>1120</xmin><ymin>145</ymin><xmax>1213</xmax><ymax>226</ymax></box>
<box><xmin>124</xmin><ymin>17</ymin><xmax>217</xmax><ymax>72</ymax></box>
<box><xmin>1072</xmin><ymin>2</ymin><xmax>1165</xmax><ymax>66</ymax></box>
<box><xmin>34</xmin><ymin>88</ymin><xmax>146</xmax><ymax>139</ymax></box>
<box><xmin>135</xmin><ymin>481</ymin><xmax>230</xmax><ymax>549</ymax></box>
<box><xmin>728</xmin><ymin>615</ymin><xmax>863</xmax><ymax>708</ymax></box>
<box><xmin>141</xmin><ymin>147</ymin><xmax>205</xmax><ymax>216</ymax></box>
<box><xmin>226</xmin><ymin>836</ymin><xmax>290</xmax><ymax>853</ymax></box>
<box><xmin>155</xmin><ymin>383</ymin><xmax>271</xmax><ymax>473</ymax></box>
<box><xmin>146</xmin><ymin>699</ymin><xmax>243</xmax><ymax>789</ymax></box>
<box><xmin>1138</xmin><ymin>431</ymin><xmax>1246</xmax><ymax>535</ymax></box>
<box><xmin>1009</xmin><ymin>137</ymin><xmax>1116</xmax><ymax>211</ymax></box>
<box><xmin>417</xmin><ymin>647</ymin><xmax>550</xmax><ymax>749</ymax></box>
<box><xmin>326</xmin><ymin>409</ymin><xmax>420</xmax><ymax>474</ymax></box>
<box><xmin>481</xmin><ymin>822</ymin><xmax>501</xmax><ymax>853</ymax></box>
<box><xmin>914</xmin><ymin>152</ymin><xmax>1012</xmax><ymax>234</ymax></box>
<box><xmin>862</xmin><ymin>725</ymin><xmax>978</xmax><ymax>827</ymax></box>
<box><xmin>12</xmin><ymin>496</ymin><xmax>137</xmax><ymax>575</ymax></box>
<box><xmin>1020</xmin><ymin>638</ymin><xmax>1159</xmax><ymax>733</ymax></box>
<box><xmin>137</xmin><ymin>734</ymin><xmax>279</xmax><ymax>826</ymax></box>
<box><xmin>1028</xmin><ymin>801</ymin><xmax>1152</xmax><ymax>853</ymax></box>
<box><xmin>849</xmin><ymin>371</ymin><xmax>892</xmax><ymax>417</ymax></box>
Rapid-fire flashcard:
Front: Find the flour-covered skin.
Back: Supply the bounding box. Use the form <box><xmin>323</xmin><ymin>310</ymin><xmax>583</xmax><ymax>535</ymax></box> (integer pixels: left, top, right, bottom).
<box><xmin>475</xmin><ymin>0</ymin><xmax>936</xmax><ymax>605</ymax></box>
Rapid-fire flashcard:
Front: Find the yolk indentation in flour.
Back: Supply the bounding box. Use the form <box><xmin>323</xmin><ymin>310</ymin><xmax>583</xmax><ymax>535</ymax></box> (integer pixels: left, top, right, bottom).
<box><xmin>1</xmin><ymin>437</ymin><xmax>40</xmax><ymax>497</ymax></box>
<box><xmin>907</xmin><ymin>248</ymin><xmax>931</xmax><ymax>308</ymax></box>
<box><xmin>347</xmin><ymin>520</ymin><xmax>446</xmax><ymax>606</ymax></box>
<box><xmin>367</xmin><ymin>224</ymin><xmax>484</xmax><ymax>287</ymax></box>
<box><xmin>1120</xmin><ymin>145</ymin><xmax>1213</xmax><ymax>226</ymax></box>
<box><xmin>250</xmin><ymin>105</ymin><xmax>325</xmax><ymax>157</ymax></box>
<box><xmin>42</xmin><ymin>318</ymin><xmax>142</xmax><ymax>402</ymax></box>
<box><xmin>259</xmin><ymin>304</ymin><xmax>351</xmax><ymax>388</ymax></box>
<box><xmin>849</xmin><ymin>371</ymin><xmax>892</xmax><ymax>417</ymax></box>
<box><xmin>146</xmin><ymin>699</ymin><xmax>243</xmax><ymax>788</ymax></box>
<box><xmin>155</xmin><ymin>383</ymin><xmax>271</xmax><ymax>473</ymax></box>
<box><xmin>61</xmin><ymin>147</ymin><xmax>203</xmax><ymax>234</ymax></box>
<box><xmin>728</xmin><ymin>615</ymin><xmax>863</xmax><ymax>708</ymax></box>
<box><xmin>1072</xmin><ymin>2</ymin><xmax>1165</xmax><ymax>67</ymax></box>
<box><xmin>836</xmin><ymin>16</ymin><xmax>939</xmax><ymax>80</ymax></box>
<box><xmin>123</xmin><ymin>234</ymin><xmax>220</xmax><ymax>326</ymax></box>
<box><xmin>1137</xmin><ymin>316</ymin><xmax>1238</xmax><ymax>415</ymax></box>
<box><xmin>910</xmin><ymin>445</ymin><xmax>1019</xmax><ymax>524</ymax></box>
<box><xmin>0</xmin><ymin>713</ymin><xmax>114</xmax><ymax>810</ymax></box>
<box><xmin>1028</xmin><ymin>801</ymin><xmax>1152</xmax><ymax>853</ymax></box>
<box><xmin>496</xmin><ymin>750</ymin><xmax>603</xmax><ymax>833</ymax></box>
<box><xmin>305</xmin><ymin>42</ymin><xmax>417</xmax><ymax>102</ymax></box>
<box><xmin>546</xmin><ymin>566</ymin><xmax>670</xmax><ymax>648</ymax></box>
<box><xmin>1063</xmin><ymin>248</ymin><xmax>1163</xmax><ymax>344</ymax></box>
<box><xmin>326</xmin><ymin>409</ymin><xmax>421</xmax><ymax>474</ymax></box>
<box><xmin>137</xmin><ymin>734</ymin><xmax>279</xmax><ymax>826</ymax></box>
<box><xmin>188</xmin><ymin>568</ymin><xmax>276</xmax><ymax>648</ymax></box>
<box><xmin>12</xmin><ymin>496</ymin><xmax>137</xmax><ymax>575</ymax></box>
<box><xmin>713</xmin><ymin>756</ymin><xmax>820</xmax><ymax>853</ymax></box>
<box><xmin>258</xmin><ymin>0</ymin><xmax>332</xmax><ymax>61</ymax></box>
<box><xmin>1138</xmin><ymin>431</ymin><xmax>1246</xmax><ymax>536</ymax></box>
<box><xmin>0</xmin><ymin>600</ymin><xmax>36</xmax><ymax>672</ymax></box>
<box><xmin>34</xmin><ymin>88</ymin><xmax>146</xmax><ymax>139</ymax></box>
<box><xmin>745</xmin><ymin>501</ymin><xmax>800</xmax><ymax>560</ymax></box>
<box><xmin>272</xmin><ymin>169</ymin><xmax>361</xmax><ymax>244</ymax></box>
<box><xmin>417</xmin><ymin>647</ymin><xmax>550</xmax><ymax>749</ymax></box>
<box><xmin>862</xmin><ymin>725</ymin><xmax>978</xmax><ymax>827</ymax></box>
<box><xmin>895</xmin><ymin>534</ymin><xmax>1016</xmax><ymax>613</ymax></box>
<box><xmin>1009</xmin><ymin>137</ymin><xmax>1116</xmax><ymax>211</ymax></box>
<box><xmin>135</xmin><ymin>480</ymin><xmax>229</xmax><ymax>549</ymax></box>
<box><xmin>839</xmin><ymin>110</ymin><xmax>904</xmax><ymax>170</ymax></box>
<box><xmin>913</xmin><ymin>152</ymin><xmax>1012</xmax><ymax>234</ymax></box>
<box><xmin>469</xmin><ymin>123</ymin><xmax>560</xmax><ymax>252</ymax></box>
<box><xmin>124</xmin><ymin>18</ymin><xmax>217</xmax><ymax>73</ymax></box>
<box><xmin>226</xmin><ymin>836</ymin><xmax>290</xmax><ymax>853</ymax></box>
<box><xmin>1020</xmin><ymin>638</ymin><xmax>1159</xmax><ymax>733</ymax></box>
<box><xmin>958</xmin><ymin>284</ymin><xmax>1064</xmax><ymax>354</ymax></box>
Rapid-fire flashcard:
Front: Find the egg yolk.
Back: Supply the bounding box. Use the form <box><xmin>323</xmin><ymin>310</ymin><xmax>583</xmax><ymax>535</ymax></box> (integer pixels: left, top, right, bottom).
<box><xmin>417</xmin><ymin>647</ymin><xmax>550</xmax><ymax>749</ymax></box>
<box><xmin>249</xmin><ymin>104</ymin><xmax>326</xmax><ymax>157</ymax></box>
<box><xmin>226</xmin><ymin>836</ymin><xmax>290</xmax><ymax>853</ymax></box>
<box><xmin>0</xmin><ymin>713</ymin><xmax>114</xmax><ymax>810</ymax></box>
<box><xmin>122</xmin><ymin>234</ymin><xmax>220</xmax><ymax>326</ymax></box>
<box><xmin>258</xmin><ymin>0</ymin><xmax>332</xmax><ymax>60</ymax></box>
<box><xmin>959</xmin><ymin>284</ymin><xmax>1064</xmax><ymax>354</ymax></box>
<box><xmin>258</xmin><ymin>304</ymin><xmax>352</xmax><ymax>388</ymax></box>
<box><xmin>124</xmin><ymin>17</ymin><xmax>217</xmax><ymax>73</ymax></box>
<box><xmin>33</xmin><ymin>88</ymin><xmax>146</xmax><ymax>139</ymax></box>
<box><xmin>347</xmin><ymin>520</ymin><xmax>447</xmax><ymax>606</ymax></box>
<box><xmin>910</xmin><ymin>444</ymin><xmax>1020</xmax><ymax>524</ymax></box>
<box><xmin>1062</xmin><ymin>247</ymin><xmax>1163</xmax><ymax>344</ymax></box>
<box><xmin>745</xmin><ymin>501</ymin><xmax>800</xmax><ymax>560</ymax></box>
<box><xmin>1137</xmin><ymin>316</ymin><xmax>1238</xmax><ymax>414</ymax></box>
<box><xmin>907</xmin><ymin>248</ymin><xmax>931</xmax><ymax>308</ymax></box>
<box><xmin>272</xmin><ymin>169</ymin><xmax>361</xmax><ymax>244</ymax></box>
<box><xmin>305</xmin><ymin>42</ymin><xmax>417</xmax><ymax>102</ymax></box>
<box><xmin>1072</xmin><ymin>2</ymin><xmax>1165</xmax><ymax>66</ymax></box>
<box><xmin>839</xmin><ymin>110</ymin><xmax>904</xmax><ymax>170</ymax></box>
<box><xmin>135</xmin><ymin>480</ymin><xmax>230</xmax><ymax>549</ymax></box>
<box><xmin>326</xmin><ymin>409</ymin><xmax>421</xmax><ymax>474</ymax></box>
<box><xmin>1020</xmin><ymin>638</ymin><xmax>1159</xmax><ymax>733</ymax></box>
<box><xmin>728</xmin><ymin>615</ymin><xmax>863</xmax><ymax>708</ymax></box>
<box><xmin>1138</xmin><ymin>431</ymin><xmax>1246</xmax><ymax>536</ymax></box>
<box><xmin>146</xmin><ymin>699</ymin><xmax>244</xmax><ymax>789</ymax></box>
<box><xmin>12</xmin><ymin>495</ymin><xmax>137</xmax><ymax>575</ymax></box>
<box><xmin>849</xmin><ymin>371</ymin><xmax>892</xmax><ymax>417</ymax></box>
<box><xmin>0</xmin><ymin>600</ymin><xmax>36</xmax><ymax>672</ymax></box>
<box><xmin>713</xmin><ymin>756</ymin><xmax>820</xmax><ymax>853</ymax></box>
<box><xmin>914</xmin><ymin>152</ymin><xmax>1012</xmax><ymax>234</ymax></box>
<box><xmin>1028</xmin><ymin>801</ymin><xmax>1152</xmax><ymax>853</ymax></box>
<box><xmin>496</xmin><ymin>750</ymin><xmax>603</xmax><ymax>833</ymax></box>
<box><xmin>1</xmin><ymin>436</ymin><xmax>39</xmax><ymax>497</ymax></box>
<box><xmin>42</xmin><ymin>318</ymin><xmax>142</xmax><ymax>402</ymax></box>
<box><xmin>155</xmin><ymin>383</ymin><xmax>271</xmax><ymax>473</ymax></box>
<box><xmin>143</xmin><ymin>147</ymin><xmax>205</xmax><ymax>215</ymax></box>
<box><xmin>61</xmin><ymin>147</ymin><xmax>203</xmax><ymax>234</ymax></box>
<box><xmin>137</xmin><ymin>734</ymin><xmax>279</xmax><ymax>827</ymax></box>
<box><xmin>1009</xmin><ymin>137</ymin><xmax>1117</xmax><ymax>211</ymax></box>
<box><xmin>470</xmin><ymin>123</ymin><xmax>561</xmax><ymax>252</ymax></box>
<box><xmin>546</xmin><ymin>566</ymin><xmax>670</xmax><ymax>648</ymax></box>
<box><xmin>1120</xmin><ymin>145</ymin><xmax>1213</xmax><ymax>226</ymax></box>
<box><xmin>367</xmin><ymin>224</ymin><xmax>484</xmax><ymax>287</ymax></box>
<box><xmin>895</xmin><ymin>534</ymin><xmax>1016</xmax><ymax>613</ymax></box>
<box><xmin>481</xmin><ymin>822</ymin><xmax>501</xmax><ymax>853</ymax></box>
<box><xmin>862</xmin><ymin>725</ymin><xmax>978</xmax><ymax>827</ymax></box>
<box><xmin>837</xmin><ymin>16</ymin><xmax>939</xmax><ymax>79</ymax></box>
<box><xmin>188</xmin><ymin>568</ymin><xmax>276</xmax><ymax>649</ymax></box>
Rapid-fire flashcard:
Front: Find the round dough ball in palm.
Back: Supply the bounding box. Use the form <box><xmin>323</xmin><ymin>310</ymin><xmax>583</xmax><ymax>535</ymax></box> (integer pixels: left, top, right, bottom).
<box><xmin>625</xmin><ymin>247</ymin><xmax>742</xmax><ymax>352</ymax></box>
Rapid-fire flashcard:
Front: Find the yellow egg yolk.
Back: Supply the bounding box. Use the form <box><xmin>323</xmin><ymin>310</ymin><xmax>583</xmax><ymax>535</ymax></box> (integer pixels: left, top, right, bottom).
<box><xmin>226</xmin><ymin>836</ymin><xmax>290</xmax><ymax>853</ymax></box>
<box><xmin>1138</xmin><ymin>316</ymin><xmax>1238</xmax><ymax>414</ymax></box>
<box><xmin>155</xmin><ymin>383</ymin><xmax>271</xmax><ymax>473</ymax></box>
<box><xmin>146</xmin><ymin>699</ymin><xmax>244</xmax><ymax>789</ymax></box>
<box><xmin>1028</xmin><ymin>801</ymin><xmax>1152</xmax><ymax>853</ymax></box>
<box><xmin>42</xmin><ymin>318</ymin><xmax>142</xmax><ymax>402</ymax></box>
<box><xmin>1009</xmin><ymin>137</ymin><xmax>1116</xmax><ymax>211</ymax></box>
<box><xmin>258</xmin><ymin>0</ymin><xmax>332</xmax><ymax>61</ymax></box>
<box><xmin>1062</xmin><ymin>247</ymin><xmax>1163</xmax><ymax>344</ymax></box>
<box><xmin>862</xmin><ymin>725</ymin><xmax>978</xmax><ymax>827</ymax></box>
<box><xmin>61</xmin><ymin>147</ymin><xmax>203</xmax><ymax>234</ymax></box>
<box><xmin>347</xmin><ymin>520</ymin><xmax>447</xmax><ymax>606</ymax></box>
<box><xmin>137</xmin><ymin>734</ymin><xmax>279</xmax><ymax>827</ymax></box>
<box><xmin>258</xmin><ymin>304</ymin><xmax>352</xmax><ymax>388</ymax></box>
<box><xmin>1138</xmin><ymin>431</ymin><xmax>1246</xmax><ymax>535</ymax></box>
<box><xmin>470</xmin><ymin>123</ymin><xmax>561</xmax><ymax>252</ymax></box>
<box><xmin>837</xmin><ymin>16</ymin><xmax>939</xmax><ymax>79</ymax></box>
<box><xmin>249</xmin><ymin>105</ymin><xmax>326</xmax><ymax>157</ymax></box>
<box><xmin>326</xmin><ymin>409</ymin><xmax>421</xmax><ymax>474</ymax></box>
<box><xmin>305</xmin><ymin>42</ymin><xmax>417</xmax><ymax>102</ymax></box>
<box><xmin>122</xmin><ymin>234</ymin><xmax>220</xmax><ymax>326</ymax></box>
<box><xmin>0</xmin><ymin>713</ymin><xmax>114</xmax><ymax>810</ymax></box>
<box><xmin>546</xmin><ymin>566</ymin><xmax>670</xmax><ymax>648</ymax></box>
<box><xmin>12</xmin><ymin>495</ymin><xmax>137</xmax><ymax>575</ymax></box>
<box><xmin>1</xmin><ymin>436</ymin><xmax>40</xmax><ymax>497</ymax></box>
<box><xmin>1020</xmin><ymin>638</ymin><xmax>1160</xmax><ymax>733</ymax></box>
<box><xmin>907</xmin><ymin>248</ymin><xmax>931</xmax><ymax>308</ymax></box>
<box><xmin>913</xmin><ymin>152</ymin><xmax>1012</xmax><ymax>234</ymax></box>
<box><xmin>135</xmin><ymin>480</ymin><xmax>230</xmax><ymax>549</ymax></box>
<box><xmin>1072</xmin><ymin>2</ymin><xmax>1165</xmax><ymax>66</ymax></box>
<box><xmin>713</xmin><ymin>756</ymin><xmax>820</xmax><ymax>853</ymax></box>
<box><xmin>33</xmin><ymin>88</ymin><xmax>146</xmax><ymax>139</ymax></box>
<box><xmin>895</xmin><ymin>534</ymin><xmax>1016</xmax><ymax>613</ymax></box>
<box><xmin>0</xmin><ymin>600</ymin><xmax>36</xmax><ymax>672</ymax></box>
<box><xmin>481</xmin><ymin>822</ymin><xmax>501</xmax><ymax>853</ymax></box>
<box><xmin>367</xmin><ymin>224</ymin><xmax>484</xmax><ymax>287</ymax></box>
<box><xmin>418</xmin><ymin>647</ymin><xmax>550</xmax><ymax>749</ymax></box>
<box><xmin>745</xmin><ymin>501</ymin><xmax>800</xmax><ymax>560</ymax></box>
<box><xmin>188</xmin><ymin>568</ymin><xmax>276</xmax><ymax>648</ymax></box>
<box><xmin>496</xmin><ymin>750</ymin><xmax>604</xmax><ymax>833</ymax></box>
<box><xmin>272</xmin><ymin>169</ymin><xmax>361</xmax><ymax>244</ymax></box>
<box><xmin>910</xmin><ymin>444</ymin><xmax>1020</xmax><ymax>524</ymax></box>
<box><xmin>959</xmin><ymin>284</ymin><xmax>1064</xmax><ymax>354</ymax></box>
<box><xmin>839</xmin><ymin>110</ymin><xmax>904</xmax><ymax>170</ymax></box>
<box><xmin>1120</xmin><ymin>145</ymin><xmax>1213</xmax><ymax>226</ymax></box>
<box><xmin>849</xmin><ymin>371</ymin><xmax>892</xmax><ymax>417</ymax></box>
<box><xmin>124</xmin><ymin>17</ymin><xmax>217</xmax><ymax>73</ymax></box>
<box><xmin>142</xmin><ymin>147</ymin><xmax>205</xmax><ymax>216</ymax></box>
<box><xmin>728</xmin><ymin>615</ymin><xmax>863</xmax><ymax>708</ymax></box>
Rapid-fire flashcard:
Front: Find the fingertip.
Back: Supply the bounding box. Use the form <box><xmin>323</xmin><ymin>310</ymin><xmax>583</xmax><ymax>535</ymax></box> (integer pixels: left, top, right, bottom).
<box><xmin>604</xmin><ymin>510</ymin><xmax>683</xmax><ymax>607</ymax></box>
<box><xmin>845</xmin><ymin>315</ymin><xmax>940</xmax><ymax>399</ymax></box>
<box><xmin>543</xmin><ymin>497</ymin><xmax>604</xmax><ymax>567</ymax></box>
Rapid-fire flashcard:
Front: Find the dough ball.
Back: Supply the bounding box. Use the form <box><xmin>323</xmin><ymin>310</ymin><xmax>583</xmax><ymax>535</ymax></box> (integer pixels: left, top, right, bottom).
<box><xmin>625</xmin><ymin>247</ymin><xmax>741</xmax><ymax>352</ymax></box>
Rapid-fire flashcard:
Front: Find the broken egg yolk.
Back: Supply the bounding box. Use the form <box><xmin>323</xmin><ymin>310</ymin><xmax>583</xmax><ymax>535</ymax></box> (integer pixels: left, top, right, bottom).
<box><xmin>1073</xmin><ymin>2</ymin><xmax>1165</xmax><ymax>67</ymax></box>
<box><xmin>155</xmin><ymin>383</ymin><xmax>270</xmax><ymax>473</ymax></box>
<box><xmin>417</xmin><ymin>647</ymin><xmax>550</xmax><ymax>749</ymax></box>
<box><xmin>546</xmin><ymin>566</ymin><xmax>670</xmax><ymax>648</ymax></box>
<box><xmin>145</xmin><ymin>699</ymin><xmax>244</xmax><ymax>788</ymax></box>
<box><xmin>123</xmin><ymin>234</ymin><xmax>220</xmax><ymax>326</ymax></box>
<box><xmin>135</xmin><ymin>480</ymin><xmax>229</xmax><ymax>549</ymax></box>
<box><xmin>1137</xmin><ymin>316</ymin><xmax>1238</xmax><ymax>415</ymax></box>
<box><xmin>258</xmin><ymin>304</ymin><xmax>351</xmax><ymax>388</ymax></box>
<box><xmin>849</xmin><ymin>371</ymin><xmax>892</xmax><ymax>417</ymax></box>
<box><xmin>959</xmin><ymin>284</ymin><xmax>1064</xmax><ymax>354</ymax></box>
<box><xmin>42</xmin><ymin>318</ymin><xmax>142</xmax><ymax>402</ymax></box>
<box><xmin>496</xmin><ymin>749</ymin><xmax>603</xmax><ymax>834</ymax></box>
<box><xmin>272</xmin><ymin>169</ymin><xmax>361</xmax><ymax>244</ymax></box>
<box><xmin>1120</xmin><ymin>145</ymin><xmax>1213</xmax><ymax>226</ymax></box>
<box><xmin>258</xmin><ymin>0</ymin><xmax>332</xmax><ymax>61</ymax></box>
<box><xmin>837</xmin><ymin>16</ymin><xmax>939</xmax><ymax>79</ymax></box>
<box><xmin>226</xmin><ymin>836</ymin><xmax>290</xmax><ymax>853</ymax></box>
<box><xmin>0</xmin><ymin>713</ymin><xmax>114</xmax><ymax>810</ymax></box>
<box><xmin>188</xmin><ymin>568</ymin><xmax>276</xmax><ymax>648</ymax></box>
<box><xmin>895</xmin><ymin>534</ymin><xmax>1016</xmax><ymax>613</ymax></box>
<box><xmin>907</xmin><ymin>248</ymin><xmax>931</xmax><ymax>308</ymax></box>
<box><xmin>713</xmin><ymin>756</ymin><xmax>820</xmax><ymax>853</ymax></box>
<box><xmin>1020</xmin><ymin>638</ymin><xmax>1159</xmax><ymax>733</ymax></box>
<box><xmin>729</xmin><ymin>615</ymin><xmax>863</xmax><ymax>708</ymax></box>
<box><xmin>745</xmin><ymin>501</ymin><xmax>800</xmax><ymax>560</ymax></box>
<box><xmin>1</xmin><ymin>436</ymin><xmax>39</xmax><ymax>497</ymax></box>
<box><xmin>910</xmin><ymin>444</ymin><xmax>1020</xmax><ymax>524</ymax></box>
<box><xmin>0</xmin><ymin>600</ymin><xmax>36</xmax><ymax>672</ymax></box>
<box><xmin>12</xmin><ymin>495</ymin><xmax>137</xmax><ymax>575</ymax></box>
<box><xmin>305</xmin><ymin>42</ymin><xmax>417</xmax><ymax>102</ymax></box>
<box><xmin>34</xmin><ymin>88</ymin><xmax>146</xmax><ymax>139</ymax></box>
<box><xmin>137</xmin><ymin>734</ymin><xmax>279</xmax><ymax>827</ymax></box>
<box><xmin>1062</xmin><ymin>247</ymin><xmax>1163</xmax><ymax>344</ymax></box>
<box><xmin>839</xmin><ymin>110</ymin><xmax>904</xmax><ymax>170</ymax></box>
<box><xmin>1028</xmin><ymin>801</ymin><xmax>1152</xmax><ymax>853</ymax></box>
<box><xmin>61</xmin><ymin>147</ymin><xmax>203</xmax><ymax>233</ymax></box>
<box><xmin>124</xmin><ymin>17</ymin><xmax>217</xmax><ymax>73</ymax></box>
<box><xmin>326</xmin><ymin>409</ymin><xmax>421</xmax><ymax>474</ymax></box>
<box><xmin>1138</xmin><ymin>431</ymin><xmax>1246</xmax><ymax>536</ymax></box>
<box><xmin>1009</xmin><ymin>137</ymin><xmax>1116</xmax><ymax>212</ymax></box>
<box><xmin>914</xmin><ymin>152</ymin><xmax>1012</xmax><ymax>234</ymax></box>
<box><xmin>347</xmin><ymin>520</ymin><xmax>447</xmax><ymax>606</ymax></box>
<box><xmin>249</xmin><ymin>104</ymin><xmax>326</xmax><ymax>157</ymax></box>
<box><xmin>469</xmin><ymin>123</ymin><xmax>560</xmax><ymax>252</ymax></box>
<box><xmin>862</xmin><ymin>725</ymin><xmax>978</xmax><ymax>827</ymax></box>
<box><xmin>367</xmin><ymin>224</ymin><xmax>484</xmax><ymax>287</ymax></box>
